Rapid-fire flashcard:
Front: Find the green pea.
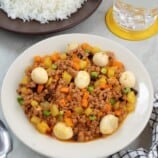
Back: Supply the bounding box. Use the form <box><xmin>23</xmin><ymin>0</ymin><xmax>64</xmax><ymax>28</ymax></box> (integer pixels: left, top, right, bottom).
<box><xmin>101</xmin><ymin>67</ymin><xmax>107</xmax><ymax>74</ymax></box>
<box><xmin>90</xmin><ymin>71</ymin><xmax>99</xmax><ymax>79</ymax></box>
<box><xmin>122</xmin><ymin>87</ymin><xmax>131</xmax><ymax>94</ymax></box>
<box><xmin>87</xmin><ymin>86</ymin><xmax>94</xmax><ymax>93</ymax></box>
<box><xmin>52</xmin><ymin>64</ymin><xmax>58</xmax><ymax>70</ymax></box>
<box><xmin>89</xmin><ymin>115</ymin><xmax>96</xmax><ymax>121</ymax></box>
<box><xmin>17</xmin><ymin>96</ymin><xmax>23</xmax><ymax>105</ymax></box>
<box><xmin>43</xmin><ymin>110</ymin><xmax>51</xmax><ymax>116</ymax></box>
<box><xmin>110</xmin><ymin>98</ymin><xmax>116</xmax><ymax>105</ymax></box>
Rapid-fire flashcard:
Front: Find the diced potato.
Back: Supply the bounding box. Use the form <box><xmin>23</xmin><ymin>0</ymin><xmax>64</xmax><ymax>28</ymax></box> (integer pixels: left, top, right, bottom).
<box><xmin>107</xmin><ymin>67</ymin><xmax>116</xmax><ymax>78</ymax></box>
<box><xmin>74</xmin><ymin>106</ymin><xmax>83</xmax><ymax>114</ymax></box>
<box><xmin>126</xmin><ymin>103</ymin><xmax>135</xmax><ymax>112</ymax></box>
<box><xmin>113</xmin><ymin>102</ymin><xmax>120</xmax><ymax>110</ymax></box>
<box><xmin>20</xmin><ymin>87</ymin><xmax>27</xmax><ymax>94</ymax></box>
<box><xmin>40</xmin><ymin>101</ymin><xmax>50</xmax><ymax>110</ymax></box>
<box><xmin>91</xmin><ymin>46</ymin><xmax>101</xmax><ymax>54</ymax></box>
<box><xmin>94</xmin><ymin>77</ymin><xmax>107</xmax><ymax>87</ymax></box>
<box><xmin>60</xmin><ymin>53</ymin><xmax>67</xmax><ymax>60</ymax></box>
<box><xmin>21</xmin><ymin>75</ymin><xmax>29</xmax><ymax>84</ymax></box>
<box><xmin>30</xmin><ymin>116</ymin><xmax>41</xmax><ymax>125</ymax></box>
<box><xmin>43</xmin><ymin>57</ymin><xmax>52</xmax><ymax>68</ymax></box>
<box><xmin>46</xmin><ymin>77</ymin><xmax>53</xmax><ymax>87</ymax></box>
<box><xmin>31</xmin><ymin>100</ymin><xmax>38</xmax><ymax>107</ymax></box>
<box><xmin>51</xmin><ymin>104</ymin><xmax>59</xmax><ymax>116</ymax></box>
<box><xmin>80</xmin><ymin>60</ymin><xmax>87</xmax><ymax>69</ymax></box>
<box><xmin>85</xmin><ymin>107</ymin><xmax>93</xmax><ymax>116</ymax></box>
<box><xmin>36</xmin><ymin>121</ymin><xmax>50</xmax><ymax>134</ymax></box>
<box><xmin>127</xmin><ymin>91</ymin><xmax>136</xmax><ymax>104</ymax></box>
<box><xmin>62</xmin><ymin>71</ymin><xmax>72</xmax><ymax>84</ymax></box>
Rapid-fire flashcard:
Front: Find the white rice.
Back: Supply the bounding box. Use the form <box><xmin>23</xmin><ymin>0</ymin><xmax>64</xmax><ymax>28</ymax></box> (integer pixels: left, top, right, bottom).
<box><xmin>0</xmin><ymin>0</ymin><xmax>87</xmax><ymax>23</ymax></box>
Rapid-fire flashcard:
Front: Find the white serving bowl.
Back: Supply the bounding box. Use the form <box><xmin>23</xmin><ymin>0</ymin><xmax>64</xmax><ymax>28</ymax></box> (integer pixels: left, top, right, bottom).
<box><xmin>1</xmin><ymin>34</ymin><xmax>153</xmax><ymax>158</ymax></box>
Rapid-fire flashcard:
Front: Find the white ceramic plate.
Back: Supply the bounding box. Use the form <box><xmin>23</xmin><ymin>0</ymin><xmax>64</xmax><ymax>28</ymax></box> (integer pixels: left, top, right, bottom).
<box><xmin>1</xmin><ymin>34</ymin><xmax>153</xmax><ymax>158</ymax></box>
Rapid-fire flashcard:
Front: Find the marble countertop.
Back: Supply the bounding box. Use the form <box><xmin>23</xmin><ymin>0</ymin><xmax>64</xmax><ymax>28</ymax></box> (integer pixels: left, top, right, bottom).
<box><xmin>0</xmin><ymin>0</ymin><xmax>158</xmax><ymax>157</ymax></box>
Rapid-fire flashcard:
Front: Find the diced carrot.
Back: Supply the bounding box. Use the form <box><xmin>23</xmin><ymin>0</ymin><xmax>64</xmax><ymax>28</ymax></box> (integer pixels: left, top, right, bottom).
<box><xmin>72</xmin><ymin>56</ymin><xmax>80</xmax><ymax>70</ymax></box>
<box><xmin>51</xmin><ymin>53</ymin><xmax>60</xmax><ymax>61</ymax></box>
<box><xmin>73</xmin><ymin>62</ymin><xmax>80</xmax><ymax>70</ymax></box>
<box><xmin>82</xmin><ymin>99</ymin><xmax>88</xmax><ymax>108</ymax></box>
<box><xmin>64</xmin><ymin>110</ymin><xmax>72</xmax><ymax>117</ymax></box>
<box><xmin>37</xmin><ymin>84</ymin><xmax>44</xmax><ymax>93</ymax></box>
<box><xmin>100</xmin><ymin>84</ymin><xmax>112</xmax><ymax>89</ymax></box>
<box><xmin>59</xmin><ymin>99</ymin><xmax>66</xmax><ymax>107</ymax></box>
<box><xmin>81</xmin><ymin>91</ymin><xmax>89</xmax><ymax>108</ymax></box>
<box><xmin>112</xmin><ymin>60</ymin><xmax>124</xmax><ymax>69</ymax></box>
<box><xmin>60</xmin><ymin>87</ymin><xmax>69</xmax><ymax>93</ymax></box>
<box><xmin>66</xmin><ymin>95</ymin><xmax>72</xmax><ymax>101</ymax></box>
<box><xmin>115</xmin><ymin>110</ymin><xmax>122</xmax><ymax>116</ymax></box>
<box><xmin>104</xmin><ymin>103</ymin><xmax>112</xmax><ymax>113</ymax></box>
<box><xmin>34</xmin><ymin>56</ymin><xmax>42</xmax><ymax>62</ymax></box>
<box><xmin>81</xmin><ymin>43</ymin><xmax>93</xmax><ymax>52</ymax></box>
<box><xmin>84</xmin><ymin>91</ymin><xmax>89</xmax><ymax>98</ymax></box>
<box><xmin>55</xmin><ymin>74</ymin><xmax>59</xmax><ymax>81</ymax></box>
<box><xmin>97</xmin><ymin>111</ymin><xmax>103</xmax><ymax>117</ymax></box>
<box><xmin>64</xmin><ymin>117</ymin><xmax>73</xmax><ymax>127</ymax></box>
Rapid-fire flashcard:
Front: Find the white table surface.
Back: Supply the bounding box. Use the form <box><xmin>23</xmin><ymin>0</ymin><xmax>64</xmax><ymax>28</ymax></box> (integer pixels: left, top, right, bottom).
<box><xmin>0</xmin><ymin>0</ymin><xmax>157</xmax><ymax>157</ymax></box>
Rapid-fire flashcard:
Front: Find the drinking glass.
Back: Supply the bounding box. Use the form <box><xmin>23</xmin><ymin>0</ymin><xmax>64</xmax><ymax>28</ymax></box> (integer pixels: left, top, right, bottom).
<box><xmin>112</xmin><ymin>0</ymin><xmax>158</xmax><ymax>31</ymax></box>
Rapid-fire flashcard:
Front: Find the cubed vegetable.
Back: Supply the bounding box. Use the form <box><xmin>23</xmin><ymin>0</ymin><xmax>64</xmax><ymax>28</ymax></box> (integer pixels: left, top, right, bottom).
<box><xmin>40</xmin><ymin>101</ymin><xmax>50</xmax><ymax>108</ymax></box>
<box><xmin>80</xmin><ymin>60</ymin><xmax>87</xmax><ymax>69</ymax></box>
<box><xmin>52</xmin><ymin>64</ymin><xmax>58</xmax><ymax>70</ymax></box>
<box><xmin>113</xmin><ymin>102</ymin><xmax>120</xmax><ymax>110</ymax></box>
<box><xmin>85</xmin><ymin>107</ymin><xmax>93</xmax><ymax>116</ymax></box>
<box><xmin>110</xmin><ymin>98</ymin><xmax>116</xmax><ymax>105</ymax></box>
<box><xmin>43</xmin><ymin>57</ymin><xmax>52</xmax><ymax>68</ymax></box>
<box><xmin>36</xmin><ymin>121</ymin><xmax>50</xmax><ymax>134</ymax></box>
<box><xmin>89</xmin><ymin>115</ymin><xmax>96</xmax><ymax>121</ymax></box>
<box><xmin>122</xmin><ymin>87</ymin><xmax>131</xmax><ymax>94</ymax></box>
<box><xmin>62</xmin><ymin>71</ymin><xmax>72</xmax><ymax>84</ymax></box>
<box><xmin>31</xmin><ymin>100</ymin><xmax>38</xmax><ymax>107</ymax></box>
<box><xmin>90</xmin><ymin>71</ymin><xmax>99</xmax><ymax>79</ymax></box>
<box><xmin>91</xmin><ymin>46</ymin><xmax>101</xmax><ymax>54</ymax></box>
<box><xmin>17</xmin><ymin>96</ymin><xmax>23</xmax><ymax>105</ymax></box>
<box><xmin>30</xmin><ymin>116</ymin><xmax>41</xmax><ymax>125</ymax></box>
<box><xmin>43</xmin><ymin>110</ymin><xmax>51</xmax><ymax>116</ymax></box>
<box><xmin>107</xmin><ymin>67</ymin><xmax>116</xmax><ymax>77</ymax></box>
<box><xmin>94</xmin><ymin>77</ymin><xmax>106</xmax><ymax>88</ymax></box>
<box><xmin>87</xmin><ymin>86</ymin><xmax>94</xmax><ymax>93</ymax></box>
<box><xmin>126</xmin><ymin>103</ymin><xmax>135</xmax><ymax>112</ymax></box>
<box><xmin>21</xmin><ymin>75</ymin><xmax>29</xmax><ymax>84</ymax></box>
<box><xmin>51</xmin><ymin>104</ymin><xmax>59</xmax><ymax>116</ymax></box>
<box><xmin>60</xmin><ymin>53</ymin><xmax>67</xmax><ymax>60</ymax></box>
<box><xmin>74</xmin><ymin>106</ymin><xmax>84</xmax><ymax>114</ymax></box>
<box><xmin>46</xmin><ymin>77</ymin><xmax>53</xmax><ymax>87</ymax></box>
<box><xmin>101</xmin><ymin>67</ymin><xmax>107</xmax><ymax>74</ymax></box>
<box><xmin>127</xmin><ymin>91</ymin><xmax>136</xmax><ymax>104</ymax></box>
<box><xmin>59</xmin><ymin>110</ymin><xmax>64</xmax><ymax>115</ymax></box>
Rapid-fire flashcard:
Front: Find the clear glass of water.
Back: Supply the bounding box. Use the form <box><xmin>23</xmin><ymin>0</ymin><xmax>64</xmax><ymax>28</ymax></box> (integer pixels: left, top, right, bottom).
<box><xmin>113</xmin><ymin>0</ymin><xmax>158</xmax><ymax>31</ymax></box>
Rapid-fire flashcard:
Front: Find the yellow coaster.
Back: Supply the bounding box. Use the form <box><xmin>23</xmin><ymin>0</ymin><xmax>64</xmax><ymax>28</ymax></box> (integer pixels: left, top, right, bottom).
<box><xmin>105</xmin><ymin>8</ymin><xmax>158</xmax><ymax>41</ymax></box>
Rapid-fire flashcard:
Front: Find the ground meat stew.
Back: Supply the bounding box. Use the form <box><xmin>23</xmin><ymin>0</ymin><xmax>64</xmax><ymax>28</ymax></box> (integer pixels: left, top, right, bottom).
<box><xmin>16</xmin><ymin>42</ymin><xmax>137</xmax><ymax>142</ymax></box>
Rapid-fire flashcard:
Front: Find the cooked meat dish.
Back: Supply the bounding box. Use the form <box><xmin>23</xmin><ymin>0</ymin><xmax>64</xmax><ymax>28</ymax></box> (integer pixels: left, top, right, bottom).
<box><xmin>17</xmin><ymin>42</ymin><xmax>137</xmax><ymax>142</ymax></box>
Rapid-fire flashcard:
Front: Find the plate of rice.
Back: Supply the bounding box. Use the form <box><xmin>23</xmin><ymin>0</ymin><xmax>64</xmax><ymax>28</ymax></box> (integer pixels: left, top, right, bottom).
<box><xmin>1</xmin><ymin>34</ymin><xmax>153</xmax><ymax>158</ymax></box>
<box><xmin>0</xmin><ymin>0</ymin><xmax>102</xmax><ymax>34</ymax></box>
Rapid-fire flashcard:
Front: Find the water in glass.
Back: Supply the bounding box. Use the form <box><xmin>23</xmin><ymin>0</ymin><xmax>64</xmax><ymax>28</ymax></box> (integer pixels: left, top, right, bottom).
<box><xmin>113</xmin><ymin>0</ymin><xmax>158</xmax><ymax>31</ymax></box>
